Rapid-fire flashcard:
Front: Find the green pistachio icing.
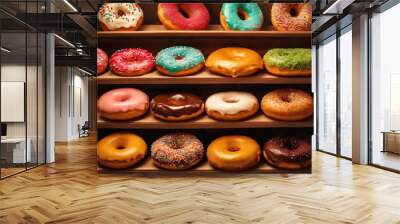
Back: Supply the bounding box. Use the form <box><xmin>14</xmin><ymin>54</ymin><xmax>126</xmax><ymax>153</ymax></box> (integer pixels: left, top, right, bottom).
<box><xmin>155</xmin><ymin>46</ymin><xmax>205</xmax><ymax>74</ymax></box>
<box><xmin>263</xmin><ymin>48</ymin><xmax>311</xmax><ymax>70</ymax></box>
<box><xmin>221</xmin><ymin>3</ymin><xmax>263</xmax><ymax>31</ymax></box>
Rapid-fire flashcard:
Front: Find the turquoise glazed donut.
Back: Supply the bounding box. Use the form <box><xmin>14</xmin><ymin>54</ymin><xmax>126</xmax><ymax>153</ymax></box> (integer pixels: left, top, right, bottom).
<box><xmin>220</xmin><ymin>3</ymin><xmax>263</xmax><ymax>31</ymax></box>
<box><xmin>155</xmin><ymin>46</ymin><xmax>205</xmax><ymax>76</ymax></box>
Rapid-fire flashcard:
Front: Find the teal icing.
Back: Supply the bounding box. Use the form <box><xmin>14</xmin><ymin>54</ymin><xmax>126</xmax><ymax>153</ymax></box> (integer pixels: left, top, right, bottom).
<box><xmin>221</xmin><ymin>3</ymin><xmax>263</xmax><ymax>31</ymax></box>
<box><xmin>155</xmin><ymin>46</ymin><xmax>205</xmax><ymax>74</ymax></box>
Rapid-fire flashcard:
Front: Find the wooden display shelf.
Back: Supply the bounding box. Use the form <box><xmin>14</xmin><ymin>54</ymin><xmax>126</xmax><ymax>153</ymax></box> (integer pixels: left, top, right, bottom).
<box><xmin>97</xmin><ymin>70</ymin><xmax>311</xmax><ymax>85</ymax></box>
<box><xmin>97</xmin><ymin>113</ymin><xmax>313</xmax><ymax>129</ymax></box>
<box><xmin>98</xmin><ymin>25</ymin><xmax>311</xmax><ymax>38</ymax></box>
<box><xmin>97</xmin><ymin>158</ymin><xmax>311</xmax><ymax>174</ymax></box>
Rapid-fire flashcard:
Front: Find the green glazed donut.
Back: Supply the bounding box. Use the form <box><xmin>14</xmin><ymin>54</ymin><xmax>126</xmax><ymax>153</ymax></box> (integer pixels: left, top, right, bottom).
<box><xmin>155</xmin><ymin>46</ymin><xmax>205</xmax><ymax>76</ymax></box>
<box><xmin>220</xmin><ymin>3</ymin><xmax>263</xmax><ymax>31</ymax></box>
<box><xmin>263</xmin><ymin>48</ymin><xmax>311</xmax><ymax>76</ymax></box>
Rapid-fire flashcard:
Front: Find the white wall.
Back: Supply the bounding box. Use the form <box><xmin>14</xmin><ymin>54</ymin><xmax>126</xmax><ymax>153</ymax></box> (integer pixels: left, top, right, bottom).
<box><xmin>54</xmin><ymin>67</ymin><xmax>89</xmax><ymax>141</ymax></box>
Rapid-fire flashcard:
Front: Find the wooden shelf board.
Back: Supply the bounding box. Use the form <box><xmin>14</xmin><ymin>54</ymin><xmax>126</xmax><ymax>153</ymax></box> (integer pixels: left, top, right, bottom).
<box><xmin>98</xmin><ymin>25</ymin><xmax>311</xmax><ymax>38</ymax></box>
<box><xmin>97</xmin><ymin>158</ymin><xmax>311</xmax><ymax>174</ymax></box>
<box><xmin>97</xmin><ymin>113</ymin><xmax>313</xmax><ymax>129</ymax></box>
<box><xmin>97</xmin><ymin>71</ymin><xmax>311</xmax><ymax>85</ymax></box>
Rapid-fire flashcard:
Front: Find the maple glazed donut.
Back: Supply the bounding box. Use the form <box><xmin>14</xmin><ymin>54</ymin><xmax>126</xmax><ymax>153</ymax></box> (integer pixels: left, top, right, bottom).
<box><xmin>207</xmin><ymin>135</ymin><xmax>261</xmax><ymax>172</ymax></box>
<box><xmin>205</xmin><ymin>91</ymin><xmax>259</xmax><ymax>121</ymax></box>
<box><xmin>151</xmin><ymin>133</ymin><xmax>204</xmax><ymax>170</ymax></box>
<box><xmin>97</xmin><ymin>48</ymin><xmax>108</xmax><ymax>75</ymax></box>
<box><xmin>109</xmin><ymin>48</ymin><xmax>155</xmax><ymax>76</ymax></box>
<box><xmin>98</xmin><ymin>88</ymin><xmax>149</xmax><ymax>121</ymax></box>
<box><xmin>98</xmin><ymin>3</ymin><xmax>143</xmax><ymax>31</ymax></box>
<box><xmin>97</xmin><ymin>132</ymin><xmax>147</xmax><ymax>169</ymax></box>
<box><xmin>155</xmin><ymin>46</ymin><xmax>205</xmax><ymax>76</ymax></box>
<box><xmin>263</xmin><ymin>136</ymin><xmax>311</xmax><ymax>170</ymax></box>
<box><xmin>205</xmin><ymin>47</ymin><xmax>264</xmax><ymax>78</ymax></box>
<box><xmin>220</xmin><ymin>3</ymin><xmax>263</xmax><ymax>31</ymax></box>
<box><xmin>157</xmin><ymin>3</ymin><xmax>210</xmax><ymax>30</ymax></box>
<box><xmin>151</xmin><ymin>92</ymin><xmax>204</xmax><ymax>121</ymax></box>
<box><xmin>261</xmin><ymin>88</ymin><xmax>313</xmax><ymax>121</ymax></box>
<box><xmin>263</xmin><ymin>48</ymin><xmax>311</xmax><ymax>76</ymax></box>
<box><xmin>271</xmin><ymin>3</ymin><xmax>312</xmax><ymax>31</ymax></box>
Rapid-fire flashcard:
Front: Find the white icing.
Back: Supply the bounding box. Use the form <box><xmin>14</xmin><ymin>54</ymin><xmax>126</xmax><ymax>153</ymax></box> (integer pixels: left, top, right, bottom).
<box><xmin>205</xmin><ymin>91</ymin><xmax>258</xmax><ymax>115</ymax></box>
<box><xmin>98</xmin><ymin>3</ymin><xmax>143</xmax><ymax>30</ymax></box>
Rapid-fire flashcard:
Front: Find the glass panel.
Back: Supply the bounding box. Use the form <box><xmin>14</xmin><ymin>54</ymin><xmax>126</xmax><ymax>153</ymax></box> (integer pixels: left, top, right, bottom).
<box><xmin>371</xmin><ymin>4</ymin><xmax>400</xmax><ymax>171</ymax></box>
<box><xmin>27</xmin><ymin>31</ymin><xmax>38</xmax><ymax>169</ymax></box>
<box><xmin>317</xmin><ymin>36</ymin><xmax>337</xmax><ymax>154</ymax></box>
<box><xmin>339</xmin><ymin>28</ymin><xmax>352</xmax><ymax>158</ymax></box>
<box><xmin>26</xmin><ymin>0</ymin><xmax>41</xmax><ymax>169</ymax></box>
<box><xmin>0</xmin><ymin>10</ymin><xmax>28</xmax><ymax>177</ymax></box>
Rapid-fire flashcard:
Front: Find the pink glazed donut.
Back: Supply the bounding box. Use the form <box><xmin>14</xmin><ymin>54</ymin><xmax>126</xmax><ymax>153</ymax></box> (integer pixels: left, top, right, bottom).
<box><xmin>98</xmin><ymin>88</ymin><xmax>149</xmax><ymax>120</ymax></box>
<box><xmin>158</xmin><ymin>3</ymin><xmax>210</xmax><ymax>30</ymax></box>
<box><xmin>109</xmin><ymin>48</ymin><xmax>155</xmax><ymax>76</ymax></box>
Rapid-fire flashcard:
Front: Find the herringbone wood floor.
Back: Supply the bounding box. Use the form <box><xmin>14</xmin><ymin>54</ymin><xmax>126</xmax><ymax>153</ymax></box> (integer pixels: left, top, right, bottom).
<box><xmin>0</xmin><ymin>136</ymin><xmax>400</xmax><ymax>224</ymax></box>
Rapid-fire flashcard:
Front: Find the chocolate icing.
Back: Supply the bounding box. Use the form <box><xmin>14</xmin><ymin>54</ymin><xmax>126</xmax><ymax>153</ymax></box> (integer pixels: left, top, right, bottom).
<box><xmin>264</xmin><ymin>137</ymin><xmax>311</xmax><ymax>163</ymax></box>
<box><xmin>151</xmin><ymin>92</ymin><xmax>203</xmax><ymax>117</ymax></box>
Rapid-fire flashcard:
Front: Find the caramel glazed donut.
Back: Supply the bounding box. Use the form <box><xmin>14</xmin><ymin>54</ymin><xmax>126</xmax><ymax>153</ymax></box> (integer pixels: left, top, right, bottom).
<box><xmin>261</xmin><ymin>88</ymin><xmax>313</xmax><ymax>121</ymax></box>
<box><xmin>151</xmin><ymin>92</ymin><xmax>204</xmax><ymax>121</ymax></box>
<box><xmin>205</xmin><ymin>47</ymin><xmax>264</xmax><ymax>78</ymax></box>
<box><xmin>263</xmin><ymin>136</ymin><xmax>311</xmax><ymax>170</ymax></box>
<box><xmin>207</xmin><ymin>135</ymin><xmax>261</xmax><ymax>171</ymax></box>
<box><xmin>97</xmin><ymin>132</ymin><xmax>147</xmax><ymax>169</ymax></box>
<box><xmin>151</xmin><ymin>133</ymin><xmax>204</xmax><ymax>170</ymax></box>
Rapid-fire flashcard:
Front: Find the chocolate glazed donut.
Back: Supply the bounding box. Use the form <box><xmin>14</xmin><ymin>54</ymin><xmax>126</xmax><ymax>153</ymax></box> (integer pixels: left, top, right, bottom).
<box><xmin>263</xmin><ymin>136</ymin><xmax>311</xmax><ymax>170</ymax></box>
<box><xmin>150</xmin><ymin>92</ymin><xmax>204</xmax><ymax>121</ymax></box>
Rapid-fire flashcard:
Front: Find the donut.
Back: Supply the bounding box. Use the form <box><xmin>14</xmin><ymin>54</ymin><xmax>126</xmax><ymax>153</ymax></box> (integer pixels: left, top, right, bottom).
<box><xmin>263</xmin><ymin>48</ymin><xmax>311</xmax><ymax>76</ymax></box>
<box><xmin>109</xmin><ymin>48</ymin><xmax>155</xmax><ymax>76</ymax></box>
<box><xmin>151</xmin><ymin>92</ymin><xmax>204</xmax><ymax>121</ymax></box>
<box><xmin>98</xmin><ymin>3</ymin><xmax>143</xmax><ymax>31</ymax></box>
<box><xmin>98</xmin><ymin>88</ymin><xmax>149</xmax><ymax>121</ymax></box>
<box><xmin>207</xmin><ymin>135</ymin><xmax>261</xmax><ymax>171</ymax></box>
<box><xmin>220</xmin><ymin>3</ymin><xmax>263</xmax><ymax>31</ymax></box>
<box><xmin>155</xmin><ymin>46</ymin><xmax>205</xmax><ymax>76</ymax></box>
<box><xmin>271</xmin><ymin>3</ymin><xmax>312</xmax><ymax>31</ymax></box>
<box><xmin>261</xmin><ymin>88</ymin><xmax>313</xmax><ymax>121</ymax></box>
<box><xmin>97</xmin><ymin>132</ymin><xmax>147</xmax><ymax>169</ymax></box>
<box><xmin>97</xmin><ymin>48</ymin><xmax>108</xmax><ymax>75</ymax></box>
<box><xmin>151</xmin><ymin>133</ymin><xmax>204</xmax><ymax>170</ymax></box>
<box><xmin>205</xmin><ymin>47</ymin><xmax>264</xmax><ymax>78</ymax></box>
<box><xmin>263</xmin><ymin>136</ymin><xmax>311</xmax><ymax>170</ymax></box>
<box><xmin>205</xmin><ymin>91</ymin><xmax>259</xmax><ymax>121</ymax></box>
<box><xmin>157</xmin><ymin>3</ymin><xmax>210</xmax><ymax>30</ymax></box>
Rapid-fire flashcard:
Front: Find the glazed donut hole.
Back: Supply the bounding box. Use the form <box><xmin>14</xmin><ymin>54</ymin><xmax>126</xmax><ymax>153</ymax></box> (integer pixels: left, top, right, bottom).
<box><xmin>289</xmin><ymin>8</ymin><xmax>298</xmax><ymax>17</ymax></box>
<box><xmin>279</xmin><ymin>92</ymin><xmax>294</xmax><ymax>103</ymax></box>
<box><xmin>222</xmin><ymin>95</ymin><xmax>239</xmax><ymax>103</ymax></box>
<box><xmin>177</xmin><ymin>6</ymin><xmax>190</xmax><ymax>18</ymax></box>
<box><xmin>117</xmin><ymin>9</ymin><xmax>126</xmax><ymax>17</ymax></box>
<box><xmin>237</xmin><ymin>8</ymin><xmax>248</xmax><ymax>20</ymax></box>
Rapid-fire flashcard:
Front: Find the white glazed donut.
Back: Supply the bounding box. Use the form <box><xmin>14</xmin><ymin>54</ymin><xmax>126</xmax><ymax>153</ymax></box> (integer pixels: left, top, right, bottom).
<box><xmin>205</xmin><ymin>91</ymin><xmax>259</xmax><ymax>120</ymax></box>
<box><xmin>98</xmin><ymin>3</ymin><xmax>144</xmax><ymax>31</ymax></box>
